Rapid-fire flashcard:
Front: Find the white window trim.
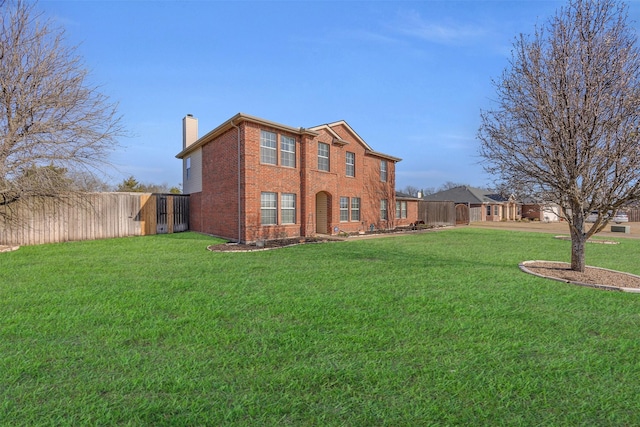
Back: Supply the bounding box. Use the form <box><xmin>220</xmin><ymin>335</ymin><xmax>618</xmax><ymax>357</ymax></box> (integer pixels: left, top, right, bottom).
<box><xmin>281</xmin><ymin>193</ymin><xmax>296</xmax><ymax>224</ymax></box>
<box><xmin>318</xmin><ymin>142</ymin><xmax>330</xmax><ymax>171</ymax></box>
<box><xmin>346</xmin><ymin>152</ymin><xmax>355</xmax><ymax>177</ymax></box>
<box><xmin>351</xmin><ymin>197</ymin><xmax>360</xmax><ymax>221</ymax></box>
<box><xmin>380</xmin><ymin>160</ymin><xmax>388</xmax><ymax>182</ymax></box>
<box><xmin>280</xmin><ymin>135</ymin><xmax>296</xmax><ymax>168</ymax></box>
<box><xmin>260</xmin><ymin>130</ymin><xmax>277</xmax><ymax>165</ymax></box>
<box><xmin>340</xmin><ymin>197</ymin><xmax>349</xmax><ymax>222</ymax></box>
<box><xmin>261</xmin><ymin>192</ymin><xmax>277</xmax><ymax>225</ymax></box>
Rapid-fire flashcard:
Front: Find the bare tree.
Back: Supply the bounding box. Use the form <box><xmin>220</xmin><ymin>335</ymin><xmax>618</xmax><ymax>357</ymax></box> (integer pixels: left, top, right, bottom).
<box><xmin>438</xmin><ymin>181</ymin><xmax>468</xmax><ymax>192</ymax></box>
<box><xmin>400</xmin><ymin>185</ymin><xmax>420</xmax><ymax>197</ymax></box>
<box><xmin>420</xmin><ymin>186</ymin><xmax>436</xmax><ymax>196</ymax></box>
<box><xmin>115</xmin><ymin>175</ymin><xmax>181</xmax><ymax>194</ymax></box>
<box><xmin>478</xmin><ymin>0</ymin><xmax>640</xmax><ymax>272</ymax></box>
<box><xmin>0</xmin><ymin>1</ymin><xmax>124</xmax><ymax>213</ymax></box>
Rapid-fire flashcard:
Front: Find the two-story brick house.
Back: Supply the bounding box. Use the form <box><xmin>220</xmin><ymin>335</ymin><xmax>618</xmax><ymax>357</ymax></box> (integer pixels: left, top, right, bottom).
<box><xmin>175</xmin><ymin>113</ymin><xmax>403</xmax><ymax>243</ymax></box>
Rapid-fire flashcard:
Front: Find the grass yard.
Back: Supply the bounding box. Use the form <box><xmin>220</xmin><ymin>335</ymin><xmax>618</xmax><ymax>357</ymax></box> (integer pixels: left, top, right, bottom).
<box><xmin>2</xmin><ymin>228</ymin><xmax>640</xmax><ymax>425</ymax></box>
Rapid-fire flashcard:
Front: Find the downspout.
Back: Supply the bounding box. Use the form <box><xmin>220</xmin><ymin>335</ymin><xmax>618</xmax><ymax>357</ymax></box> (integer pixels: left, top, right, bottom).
<box><xmin>230</xmin><ymin>119</ymin><xmax>241</xmax><ymax>243</ymax></box>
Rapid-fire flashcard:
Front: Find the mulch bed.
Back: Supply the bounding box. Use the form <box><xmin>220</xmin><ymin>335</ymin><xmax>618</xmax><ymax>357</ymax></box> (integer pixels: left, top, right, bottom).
<box><xmin>207</xmin><ymin>236</ymin><xmax>342</xmax><ymax>252</ymax></box>
<box><xmin>206</xmin><ymin>226</ymin><xmax>447</xmax><ymax>252</ymax></box>
<box><xmin>521</xmin><ymin>261</ymin><xmax>640</xmax><ymax>291</ymax></box>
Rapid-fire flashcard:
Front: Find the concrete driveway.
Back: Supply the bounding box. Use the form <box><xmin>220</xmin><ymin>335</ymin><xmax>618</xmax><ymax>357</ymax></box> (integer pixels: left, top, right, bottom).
<box><xmin>468</xmin><ymin>220</ymin><xmax>640</xmax><ymax>239</ymax></box>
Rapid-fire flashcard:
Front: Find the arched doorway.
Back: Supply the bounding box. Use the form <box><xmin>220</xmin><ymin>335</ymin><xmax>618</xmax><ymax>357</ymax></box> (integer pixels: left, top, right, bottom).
<box><xmin>315</xmin><ymin>192</ymin><xmax>330</xmax><ymax>234</ymax></box>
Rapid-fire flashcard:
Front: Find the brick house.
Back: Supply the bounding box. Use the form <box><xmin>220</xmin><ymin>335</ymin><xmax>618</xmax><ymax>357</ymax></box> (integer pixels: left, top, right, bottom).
<box><xmin>175</xmin><ymin>113</ymin><xmax>405</xmax><ymax>243</ymax></box>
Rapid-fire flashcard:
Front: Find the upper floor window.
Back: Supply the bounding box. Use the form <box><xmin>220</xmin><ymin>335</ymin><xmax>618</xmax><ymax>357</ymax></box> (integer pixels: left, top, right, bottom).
<box><xmin>281</xmin><ymin>193</ymin><xmax>296</xmax><ymax>224</ymax></box>
<box><xmin>380</xmin><ymin>160</ymin><xmax>388</xmax><ymax>182</ymax></box>
<box><xmin>185</xmin><ymin>157</ymin><xmax>191</xmax><ymax>180</ymax></box>
<box><xmin>260</xmin><ymin>130</ymin><xmax>277</xmax><ymax>165</ymax></box>
<box><xmin>346</xmin><ymin>152</ymin><xmax>355</xmax><ymax>177</ymax></box>
<box><xmin>261</xmin><ymin>192</ymin><xmax>277</xmax><ymax>225</ymax></box>
<box><xmin>281</xmin><ymin>135</ymin><xmax>296</xmax><ymax>168</ymax></box>
<box><xmin>318</xmin><ymin>142</ymin><xmax>330</xmax><ymax>171</ymax></box>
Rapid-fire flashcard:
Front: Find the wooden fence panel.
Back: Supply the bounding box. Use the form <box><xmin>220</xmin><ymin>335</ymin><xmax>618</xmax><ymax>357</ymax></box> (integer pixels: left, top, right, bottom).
<box><xmin>417</xmin><ymin>201</ymin><xmax>456</xmax><ymax>226</ymax></box>
<box><xmin>0</xmin><ymin>193</ymin><xmax>189</xmax><ymax>246</ymax></box>
<box><xmin>626</xmin><ymin>208</ymin><xmax>640</xmax><ymax>222</ymax></box>
<box><xmin>470</xmin><ymin>207</ymin><xmax>483</xmax><ymax>222</ymax></box>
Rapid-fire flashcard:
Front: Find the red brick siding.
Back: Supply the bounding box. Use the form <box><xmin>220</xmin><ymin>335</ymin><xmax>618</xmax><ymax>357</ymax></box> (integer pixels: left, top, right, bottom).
<box><xmin>189</xmin><ymin>117</ymin><xmax>400</xmax><ymax>242</ymax></box>
<box><xmin>395</xmin><ymin>199</ymin><xmax>419</xmax><ymax>227</ymax></box>
<box><xmin>242</xmin><ymin>122</ymin><xmax>302</xmax><ymax>242</ymax></box>
<box><xmin>200</xmin><ymin>127</ymin><xmax>240</xmax><ymax>240</ymax></box>
<box><xmin>189</xmin><ymin>191</ymin><xmax>202</xmax><ymax>232</ymax></box>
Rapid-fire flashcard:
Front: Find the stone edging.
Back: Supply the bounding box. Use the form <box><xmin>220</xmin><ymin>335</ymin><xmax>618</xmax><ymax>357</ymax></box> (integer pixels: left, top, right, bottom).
<box><xmin>0</xmin><ymin>245</ymin><xmax>19</xmax><ymax>253</ymax></box>
<box><xmin>553</xmin><ymin>235</ymin><xmax>619</xmax><ymax>244</ymax></box>
<box><xmin>519</xmin><ymin>260</ymin><xmax>640</xmax><ymax>293</ymax></box>
<box><xmin>206</xmin><ymin>243</ymin><xmax>305</xmax><ymax>253</ymax></box>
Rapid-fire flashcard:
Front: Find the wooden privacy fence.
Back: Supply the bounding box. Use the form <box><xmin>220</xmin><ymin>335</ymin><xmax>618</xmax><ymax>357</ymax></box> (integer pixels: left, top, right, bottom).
<box><xmin>626</xmin><ymin>208</ymin><xmax>640</xmax><ymax>222</ymax></box>
<box><xmin>417</xmin><ymin>200</ymin><xmax>455</xmax><ymax>226</ymax></box>
<box><xmin>0</xmin><ymin>193</ymin><xmax>189</xmax><ymax>246</ymax></box>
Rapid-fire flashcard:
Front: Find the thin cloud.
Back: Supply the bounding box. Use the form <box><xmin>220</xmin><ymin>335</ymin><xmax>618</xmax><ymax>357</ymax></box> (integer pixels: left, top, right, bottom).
<box><xmin>394</xmin><ymin>9</ymin><xmax>488</xmax><ymax>46</ymax></box>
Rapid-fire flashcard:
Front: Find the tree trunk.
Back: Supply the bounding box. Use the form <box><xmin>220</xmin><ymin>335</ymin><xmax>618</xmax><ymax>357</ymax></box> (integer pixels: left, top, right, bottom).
<box><xmin>569</xmin><ymin>215</ymin><xmax>587</xmax><ymax>272</ymax></box>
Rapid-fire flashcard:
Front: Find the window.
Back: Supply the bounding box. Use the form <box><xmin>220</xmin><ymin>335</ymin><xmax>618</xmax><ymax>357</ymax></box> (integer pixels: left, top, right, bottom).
<box><xmin>396</xmin><ymin>201</ymin><xmax>407</xmax><ymax>219</ymax></box>
<box><xmin>281</xmin><ymin>193</ymin><xmax>296</xmax><ymax>224</ymax></box>
<box><xmin>318</xmin><ymin>142</ymin><xmax>330</xmax><ymax>171</ymax></box>
<box><xmin>346</xmin><ymin>152</ymin><xmax>355</xmax><ymax>177</ymax></box>
<box><xmin>351</xmin><ymin>197</ymin><xmax>360</xmax><ymax>221</ymax></box>
<box><xmin>381</xmin><ymin>199</ymin><xmax>388</xmax><ymax>220</ymax></box>
<box><xmin>281</xmin><ymin>135</ymin><xmax>296</xmax><ymax>167</ymax></box>
<box><xmin>261</xmin><ymin>192</ymin><xmax>277</xmax><ymax>225</ymax></box>
<box><xmin>380</xmin><ymin>160</ymin><xmax>388</xmax><ymax>182</ymax></box>
<box><xmin>486</xmin><ymin>205</ymin><xmax>491</xmax><ymax>216</ymax></box>
<box><xmin>494</xmin><ymin>205</ymin><xmax>499</xmax><ymax>216</ymax></box>
<box><xmin>340</xmin><ymin>197</ymin><xmax>349</xmax><ymax>222</ymax></box>
<box><xmin>260</xmin><ymin>130</ymin><xmax>277</xmax><ymax>165</ymax></box>
<box><xmin>185</xmin><ymin>157</ymin><xmax>191</xmax><ymax>180</ymax></box>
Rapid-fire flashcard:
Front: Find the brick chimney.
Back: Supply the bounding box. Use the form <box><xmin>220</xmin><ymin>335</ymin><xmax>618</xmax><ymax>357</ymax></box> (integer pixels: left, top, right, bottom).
<box><xmin>182</xmin><ymin>114</ymin><xmax>198</xmax><ymax>149</ymax></box>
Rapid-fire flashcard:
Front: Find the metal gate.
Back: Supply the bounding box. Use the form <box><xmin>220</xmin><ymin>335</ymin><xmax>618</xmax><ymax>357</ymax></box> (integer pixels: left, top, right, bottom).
<box><xmin>157</xmin><ymin>196</ymin><xmax>168</xmax><ymax>234</ymax></box>
<box><xmin>172</xmin><ymin>196</ymin><xmax>189</xmax><ymax>232</ymax></box>
<box><xmin>156</xmin><ymin>194</ymin><xmax>189</xmax><ymax>234</ymax></box>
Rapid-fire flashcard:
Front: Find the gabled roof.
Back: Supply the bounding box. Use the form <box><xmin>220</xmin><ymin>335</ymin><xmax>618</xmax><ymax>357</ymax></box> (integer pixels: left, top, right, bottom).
<box><xmin>309</xmin><ymin>120</ymin><xmax>372</xmax><ymax>150</ymax></box>
<box><xmin>309</xmin><ymin>120</ymin><xmax>402</xmax><ymax>162</ymax></box>
<box><xmin>176</xmin><ymin>113</ymin><xmax>319</xmax><ymax>159</ymax></box>
<box><xmin>396</xmin><ymin>191</ymin><xmax>421</xmax><ymax>200</ymax></box>
<box><xmin>423</xmin><ymin>186</ymin><xmax>507</xmax><ymax>204</ymax></box>
<box><xmin>176</xmin><ymin>114</ymin><xmax>402</xmax><ymax>162</ymax></box>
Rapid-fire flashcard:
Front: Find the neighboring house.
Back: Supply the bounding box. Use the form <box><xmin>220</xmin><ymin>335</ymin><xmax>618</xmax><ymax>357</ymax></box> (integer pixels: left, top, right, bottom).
<box><xmin>176</xmin><ymin>113</ymin><xmax>405</xmax><ymax>243</ymax></box>
<box><xmin>521</xmin><ymin>198</ymin><xmax>563</xmax><ymax>222</ymax></box>
<box><xmin>423</xmin><ymin>185</ymin><xmax>521</xmax><ymax>222</ymax></box>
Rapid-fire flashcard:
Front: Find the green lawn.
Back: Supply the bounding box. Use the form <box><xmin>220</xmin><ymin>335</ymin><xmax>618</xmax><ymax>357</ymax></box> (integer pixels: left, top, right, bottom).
<box><xmin>2</xmin><ymin>228</ymin><xmax>640</xmax><ymax>426</ymax></box>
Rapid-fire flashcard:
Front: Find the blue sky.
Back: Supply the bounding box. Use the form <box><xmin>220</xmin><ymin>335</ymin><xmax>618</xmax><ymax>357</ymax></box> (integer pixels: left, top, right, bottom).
<box><xmin>37</xmin><ymin>0</ymin><xmax>637</xmax><ymax>192</ymax></box>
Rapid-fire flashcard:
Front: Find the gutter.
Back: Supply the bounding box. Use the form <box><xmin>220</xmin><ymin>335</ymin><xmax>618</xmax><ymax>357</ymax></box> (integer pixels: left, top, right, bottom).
<box><xmin>230</xmin><ymin>119</ymin><xmax>242</xmax><ymax>243</ymax></box>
